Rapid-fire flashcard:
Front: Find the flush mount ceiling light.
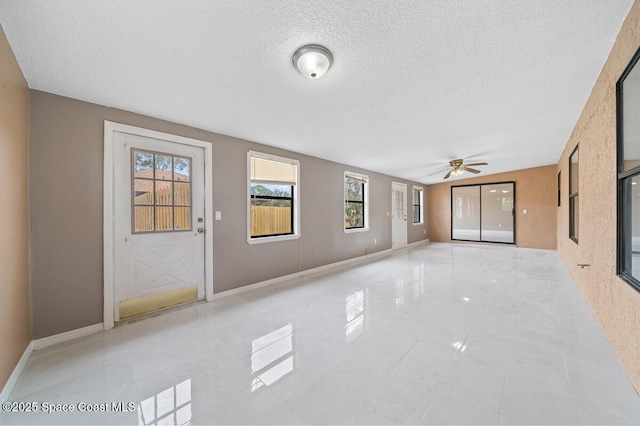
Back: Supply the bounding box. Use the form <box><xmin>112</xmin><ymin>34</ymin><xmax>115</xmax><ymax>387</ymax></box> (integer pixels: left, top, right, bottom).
<box><xmin>292</xmin><ymin>45</ymin><xmax>333</xmax><ymax>79</ymax></box>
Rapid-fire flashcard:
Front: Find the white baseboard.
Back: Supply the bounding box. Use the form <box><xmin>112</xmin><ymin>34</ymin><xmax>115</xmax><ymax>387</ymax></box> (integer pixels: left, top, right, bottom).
<box><xmin>297</xmin><ymin>248</ymin><xmax>393</xmax><ymax>279</ymax></box>
<box><xmin>407</xmin><ymin>239</ymin><xmax>429</xmax><ymax>249</ymax></box>
<box><xmin>0</xmin><ymin>242</ymin><xmax>427</xmax><ymax>402</ymax></box>
<box><xmin>31</xmin><ymin>323</ymin><xmax>104</xmax><ymax>351</ymax></box>
<box><xmin>212</xmin><ymin>248</ymin><xmax>395</xmax><ymax>300</ymax></box>
<box><xmin>0</xmin><ymin>341</ymin><xmax>33</xmax><ymax>404</ymax></box>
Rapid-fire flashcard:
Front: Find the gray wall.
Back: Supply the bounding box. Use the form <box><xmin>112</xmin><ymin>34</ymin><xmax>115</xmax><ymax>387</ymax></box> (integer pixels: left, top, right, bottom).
<box><xmin>29</xmin><ymin>90</ymin><xmax>428</xmax><ymax>338</ymax></box>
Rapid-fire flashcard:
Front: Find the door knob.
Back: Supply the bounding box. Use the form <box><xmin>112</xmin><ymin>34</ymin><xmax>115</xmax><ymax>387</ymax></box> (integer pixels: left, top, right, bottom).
<box><xmin>197</xmin><ymin>228</ymin><xmax>204</xmax><ymax>233</ymax></box>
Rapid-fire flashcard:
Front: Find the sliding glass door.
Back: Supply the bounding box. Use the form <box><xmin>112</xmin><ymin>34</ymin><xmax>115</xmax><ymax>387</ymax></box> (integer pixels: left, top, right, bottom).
<box><xmin>451</xmin><ymin>182</ymin><xmax>515</xmax><ymax>244</ymax></box>
<box><xmin>451</xmin><ymin>185</ymin><xmax>480</xmax><ymax>241</ymax></box>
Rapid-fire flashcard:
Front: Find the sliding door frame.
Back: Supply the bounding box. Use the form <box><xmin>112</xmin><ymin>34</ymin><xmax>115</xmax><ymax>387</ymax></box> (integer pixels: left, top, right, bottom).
<box><xmin>450</xmin><ymin>181</ymin><xmax>516</xmax><ymax>245</ymax></box>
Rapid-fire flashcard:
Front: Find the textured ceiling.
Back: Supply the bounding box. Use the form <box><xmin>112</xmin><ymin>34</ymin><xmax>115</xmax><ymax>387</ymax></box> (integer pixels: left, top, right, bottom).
<box><xmin>0</xmin><ymin>0</ymin><xmax>633</xmax><ymax>183</ymax></box>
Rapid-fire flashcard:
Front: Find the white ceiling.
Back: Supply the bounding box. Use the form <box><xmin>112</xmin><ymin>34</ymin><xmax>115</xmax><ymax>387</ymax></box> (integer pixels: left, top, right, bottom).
<box><xmin>0</xmin><ymin>0</ymin><xmax>633</xmax><ymax>184</ymax></box>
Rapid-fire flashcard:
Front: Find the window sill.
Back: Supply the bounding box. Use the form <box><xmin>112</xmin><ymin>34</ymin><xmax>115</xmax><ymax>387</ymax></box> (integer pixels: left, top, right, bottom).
<box><xmin>344</xmin><ymin>227</ymin><xmax>369</xmax><ymax>234</ymax></box>
<box><xmin>247</xmin><ymin>234</ymin><xmax>300</xmax><ymax>244</ymax></box>
<box><xmin>617</xmin><ymin>272</ymin><xmax>640</xmax><ymax>294</ymax></box>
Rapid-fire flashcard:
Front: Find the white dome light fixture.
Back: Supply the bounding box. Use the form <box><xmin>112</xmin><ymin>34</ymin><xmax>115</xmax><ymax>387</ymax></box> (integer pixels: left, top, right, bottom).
<box><xmin>293</xmin><ymin>45</ymin><xmax>333</xmax><ymax>79</ymax></box>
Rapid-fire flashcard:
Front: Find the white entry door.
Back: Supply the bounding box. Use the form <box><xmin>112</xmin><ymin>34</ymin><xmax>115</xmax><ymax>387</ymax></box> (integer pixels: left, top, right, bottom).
<box><xmin>113</xmin><ymin>131</ymin><xmax>205</xmax><ymax>321</ymax></box>
<box><xmin>392</xmin><ymin>182</ymin><xmax>408</xmax><ymax>249</ymax></box>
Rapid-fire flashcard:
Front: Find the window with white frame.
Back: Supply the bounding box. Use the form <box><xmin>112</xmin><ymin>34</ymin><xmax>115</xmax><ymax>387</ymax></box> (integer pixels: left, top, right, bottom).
<box><xmin>412</xmin><ymin>186</ymin><xmax>424</xmax><ymax>224</ymax></box>
<box><xmin>344</xmin><ymin>172</ymin><xmax>369</xmax><ymax>231</ymax></box>
<box><xmin>248</xmin><ymin>152</ymin><xmax>300</xmax><ymax>242</ymax></box>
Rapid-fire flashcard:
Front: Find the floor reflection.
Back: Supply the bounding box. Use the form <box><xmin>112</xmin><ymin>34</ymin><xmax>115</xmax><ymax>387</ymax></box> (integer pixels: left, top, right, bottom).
<box><xmin>249</xmin><ymin>324</ymin><xmax>294</xmax><ymax>388</ymax></box>
<box><xmin>413</xmin><ymin>264</ymin><xmax>425</xmax><ymax>298</ymax></box>
<box><xmin>395</xmin><ymin>279</ymin><xmax>405</xmax><ymax>306</ymax></box>
<box><xmin>394</xmin><ymin>265</ymin><xmax>426</xmax><ymax>307</ymax></box>
<box><xmin>453</xmin><ymin>341</ymin><xmax>467</xmax><ymax>353</ymax></box>
<box><xmin>345</xmin><ymin>291</ymin><xmax>365</xmax><ymax>343</ymax></box>
<box><xmin>138</xmin><ymin>378</ymin><xmax>192</xmax><ymax>425</ymax></box>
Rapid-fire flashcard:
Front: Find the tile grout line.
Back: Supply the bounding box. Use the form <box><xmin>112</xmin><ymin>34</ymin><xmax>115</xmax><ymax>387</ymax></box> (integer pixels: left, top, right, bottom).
<box><xmin>418</xmin><ymin>404</ymin><xmax>432</xmax><ymax>425</ymax></box>
<box><xmin>280</xmin><ymin>398</ymin><xmax>306</xmax><ymax>425</ymax></box>
<box><xmin>285</xmin><ymin>357</ymin><xmax>350</xmax><ymax>406</ymax></box>
<box><xmin>262</xmin><ymin>381</ymin><xmax>306</xmax><ymax>426</ymax></box>
<box><xmin>497</xmin><ymin>375</ymin><xmax>508</xmax><ymax>426</ymax></box>
<box><xmin>384</xmin><ymin>339</ymin><xmax>419</xmax><ymax>379</ymax></box>
<box><xmin>344</xmin><ymin>352</ymin><xmax>428</xmax><ymax>407</ymax></box>
<box><xmin>458</xmin><ymin>327</ymin><xmax>473</xmax><ymax>356</ymax></box>
<box><xmin>562</xmin><ymin>353</ymin><xmax>575</xmax><ymax>401</ymax></box>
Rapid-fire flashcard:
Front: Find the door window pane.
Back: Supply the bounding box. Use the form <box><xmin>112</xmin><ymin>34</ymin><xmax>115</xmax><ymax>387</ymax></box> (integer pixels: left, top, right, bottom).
<box><xmin>133</xmin><ymin>151</ymin><xmax>154</xmax><ymax>178</ymax></box>
<box><xmin>134</xmin><ymin>206</ymin><xmax>154</xmax><ymax>232</ymax></box>
<box><xmin>155</xmin><ymin>181</ymin><xmax>173</xmax><ymax>205</ymax></box>
<box><xmin>174</xmin><ymin>182</ymin><xmax>190</xmax><ymax>206</ymax></box>
<box><xmin>155</xmin><ymin>154</ymin><xmax>173</xmax><ymax>180</ymax></box>
<box><xmin>132</xmin><ymin>149</ymin><xmax>192</xmax><ymax>233</ymax></box>
<box><xmin>134</xmin><ymin>179</ymin><xmax>153</xmax><ymax>205</ymax></box>
<box><xmin>155</xmin><ymin>207</ymin><xmax>173</xmax><ymax>231</ymax></box>
<box><xmin>174</xmin><ymin>207</ymin><xmax>191</xmax><ymax>230</ymax></box>
<box><xmin>174</xmin><ymin>157</ymin><xmax>190</xmax><ymax>181</ymax></box>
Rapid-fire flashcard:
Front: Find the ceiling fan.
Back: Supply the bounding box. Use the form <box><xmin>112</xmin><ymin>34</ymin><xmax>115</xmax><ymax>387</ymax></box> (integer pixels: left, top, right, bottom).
<box><xmin>429</xmin><ymin>159</ymin><xmax>488</xmax><ymax>179</ymax></box>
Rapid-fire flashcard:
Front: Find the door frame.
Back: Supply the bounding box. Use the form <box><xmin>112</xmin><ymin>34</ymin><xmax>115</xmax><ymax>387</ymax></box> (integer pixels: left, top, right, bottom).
<box><xmin>103</xmin><ymin>121</ymin><xmax>214</xmax><ymax>330</ymax></box>
<box><xmin>391</xmin><ymin>181</ymin><xmax>408</xmax><ymax>249</ymax></box>
<box><xmin>450</xmin><ymin>180</ymin><xmax>516</xmax><ymax>244</ymax></box>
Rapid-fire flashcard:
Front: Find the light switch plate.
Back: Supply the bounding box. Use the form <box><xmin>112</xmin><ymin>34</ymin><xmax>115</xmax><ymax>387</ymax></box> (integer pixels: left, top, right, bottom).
<box><xmin>215</xmin><ymin>211</ymin><xmax>222</xmax><ymax>220</ymax></box>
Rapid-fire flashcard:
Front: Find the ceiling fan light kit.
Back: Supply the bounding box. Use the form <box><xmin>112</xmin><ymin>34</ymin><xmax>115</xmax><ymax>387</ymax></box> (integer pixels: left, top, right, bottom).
<box><xmin>428</xmin><ymin>159</ymin><xmax>489</xmax><ymax>180</ymax></box>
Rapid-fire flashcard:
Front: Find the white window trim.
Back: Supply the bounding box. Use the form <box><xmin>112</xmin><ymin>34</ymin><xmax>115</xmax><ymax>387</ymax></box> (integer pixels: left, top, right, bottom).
<box><xmin>344</xmin><ymin>171</ymin><xmax>370</xmax><ymax>233</ymax></box>
<box><xmin>412</xmin><ymin>185</ymin><xmax>424</xmax><ymax>225</ymax></box>
<box><xmin>247</xmin><ymin>150</ymin><xmax>301</xmax><ymax>244</ymax></box>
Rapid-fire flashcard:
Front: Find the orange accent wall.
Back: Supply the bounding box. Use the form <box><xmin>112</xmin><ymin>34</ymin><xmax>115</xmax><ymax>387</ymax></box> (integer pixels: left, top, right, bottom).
<box><xmin>0</xmin><ymin>25</ymin><xmax>31</xmax><ymax>391</ymax></box>
<box><xmin>556</xmin><ymin>0</ymin><xmax>640</xmax><ymax>394</ymax></box>
<box><xmin>427</xmin><ymin>165</ymin><xmax>557</xmax><ymax>250</ymax></box>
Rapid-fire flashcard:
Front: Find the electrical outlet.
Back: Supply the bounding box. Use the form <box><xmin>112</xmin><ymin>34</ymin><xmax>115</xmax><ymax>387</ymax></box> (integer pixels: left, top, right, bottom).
<box><xmin>374</xmin><ymin>238</ymin><xmax>377</xmax><ymax>244</ymax></box>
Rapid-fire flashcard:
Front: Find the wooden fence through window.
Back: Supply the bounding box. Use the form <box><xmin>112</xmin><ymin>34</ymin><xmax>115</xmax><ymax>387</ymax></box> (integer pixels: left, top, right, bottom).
<box><xmin>251</xmin><ymin>206</ymin><xmax>292</xmax><ymax>236</ymax></box>
<box><xmin>134</xmin><ymin>193</ymin><xmax>291</xmax><ymax>234</ymax></box>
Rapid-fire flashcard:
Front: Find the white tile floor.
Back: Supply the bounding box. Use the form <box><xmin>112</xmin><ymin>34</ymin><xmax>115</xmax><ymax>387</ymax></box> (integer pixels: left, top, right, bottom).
<box><xmin>2</xmin><ymin>243</ymin><xmax>639</xmax><ymax>425</ymax></box>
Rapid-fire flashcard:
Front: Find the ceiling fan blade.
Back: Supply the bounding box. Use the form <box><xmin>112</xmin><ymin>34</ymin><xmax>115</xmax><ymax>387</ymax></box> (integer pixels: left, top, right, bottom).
<box><xmin>428</xmin><ymin>167</ymin><xmax>452</xmax><ymax>176</ymax></box>
<box><xmin>463</xmin><ymin>167</ymin><xmax>481</xmax><ymax>174</ymax></box>
<box><xmin>464</xmin><ymin>162</ymin><xmax>488</xmax><ymax>167</ymax></box>
<box><xmin>443</xmin><ymin>169</ymin><xmax>453</xmax><ymax>179</ymax></box>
